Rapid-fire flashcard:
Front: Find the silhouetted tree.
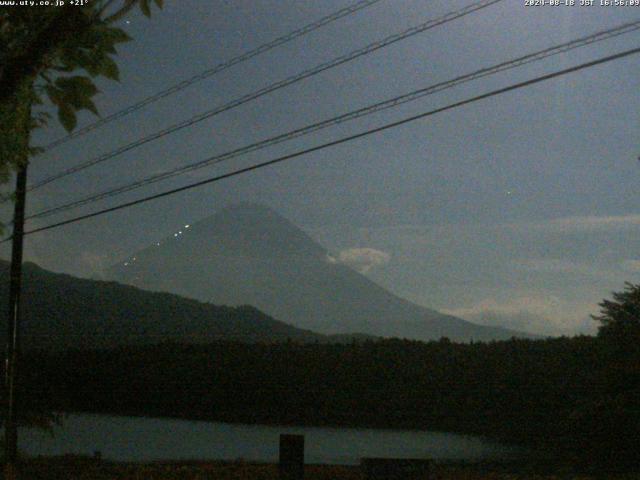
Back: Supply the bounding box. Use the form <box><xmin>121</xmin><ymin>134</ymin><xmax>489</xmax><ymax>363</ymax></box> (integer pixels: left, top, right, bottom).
<box><xmin>0</xmin><ymin>0</ymin><xmax>163</xmax><ymax>192</ymax></box>
<box><xmin>0</xmin><ymin>0</ymin><xmax>163</xmax><ymax>430</ymax></box>
<box><xmin>592</xmin><ymin>282</ymin><xmax>640</xmax><ymax>343</ymax></box>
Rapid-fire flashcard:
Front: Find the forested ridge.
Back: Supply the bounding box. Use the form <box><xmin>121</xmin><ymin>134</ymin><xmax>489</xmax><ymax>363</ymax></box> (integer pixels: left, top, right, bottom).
<box><xmin>0</xmin><ymin>261</ymin><xmax>336</xmax><ymax>347</ymax></box>
<box><xmin>18</xmin><ymin>334</ymin><xmax>640</xmax><ymax>469</ymax></box>
<box><xmin>4</xmin><ymin>263</ymin><xmax>640</xmax><ymax>470</ymax></box>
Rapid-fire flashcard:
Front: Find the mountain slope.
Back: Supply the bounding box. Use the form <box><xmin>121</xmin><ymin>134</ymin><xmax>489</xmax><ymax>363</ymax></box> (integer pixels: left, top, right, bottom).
<box><xmin>108</xmin><ymin>203</ymin><xmax>532</xmax><ymax>342</ymax></box>
<box><xmin>0</xmin><ymin>261</ymin><xmax>333</xmax><ymax>350</ymax></box>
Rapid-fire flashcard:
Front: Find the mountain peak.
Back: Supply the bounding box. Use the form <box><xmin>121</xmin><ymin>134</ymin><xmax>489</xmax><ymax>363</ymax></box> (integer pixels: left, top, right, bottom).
<box><xmin>110</xmin><ymin>203</ymin><xmax>327</xmax><ymax>285</ymax></box>
<box><xmin>214</xmin><ymin>202</ymin><xmax>278</xmax><ymax>216</ymax></box>
<box><xmin>109</xmin><ymin>205</ymin><xmax>534</xmax><ymax>342</ymax></box>
<box><xmin>187</xmin><ymin>203</ymin><xmax>326</xmax><ymax>258</ymax></box>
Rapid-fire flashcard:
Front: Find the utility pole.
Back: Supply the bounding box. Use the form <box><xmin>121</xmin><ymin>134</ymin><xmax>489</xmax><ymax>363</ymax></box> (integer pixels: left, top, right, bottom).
<box><xmin>4</xmin><ymin>163</ymin><xmax>28</xmax><ymax>480</ymax></box>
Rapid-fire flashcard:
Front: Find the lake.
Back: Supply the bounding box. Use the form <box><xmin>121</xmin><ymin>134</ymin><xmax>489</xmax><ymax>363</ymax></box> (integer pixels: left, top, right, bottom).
<box><xmin>19</xmin><ymin>413</ymin><xmax>521</xmax><ymax>465</ymax></box>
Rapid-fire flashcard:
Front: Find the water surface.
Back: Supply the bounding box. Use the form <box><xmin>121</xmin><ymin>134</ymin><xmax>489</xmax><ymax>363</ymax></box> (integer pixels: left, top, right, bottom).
<box><xmin>20</xmin><ymin>414</ymin><xmax>519</xmax><ymax>465</ymax></box>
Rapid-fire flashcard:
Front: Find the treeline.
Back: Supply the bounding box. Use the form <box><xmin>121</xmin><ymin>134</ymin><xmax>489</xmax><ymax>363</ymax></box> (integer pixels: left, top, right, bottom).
<box><xmin>16</xmin><ymin>334</ymin><xmax>640</xmax><ymax>469</ymax></box>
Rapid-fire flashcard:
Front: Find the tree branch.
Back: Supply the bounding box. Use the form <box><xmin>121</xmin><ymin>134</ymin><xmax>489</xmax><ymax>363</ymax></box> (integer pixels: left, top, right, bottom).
<box><xmin>0</xmin><ymin>8</ymin><xmax>92</xmax><ymax>107</ymax></box>
<box><xmin>103</xmin><ymin>0</ymin><xmax>138</xmax><ymax>24</ymax></box>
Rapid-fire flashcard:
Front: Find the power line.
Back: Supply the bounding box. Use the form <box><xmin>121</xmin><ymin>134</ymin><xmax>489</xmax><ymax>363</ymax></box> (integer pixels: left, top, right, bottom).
<box><xmin>15</xmin><ymin>45</ymin><xmax>640</xmax><ymax>240</ymax></box>
<box><xmin>31</xmin><ymin>0</ymin><xmax>501</xmax><ymax>189</ymax></box>
<box><xmin>26</xmin><ymin>19</ymin><xmax>640</xmax><ymax>221</ymax></box>
<box><xmin>39</xmin><ymin>0</ymin><xmax>386</xmax><ymax>152</ymax></box>
<box><xmin>28</xmin><ymin>0</ymin><xmax>504</xmax><ymax>191</ymax></box>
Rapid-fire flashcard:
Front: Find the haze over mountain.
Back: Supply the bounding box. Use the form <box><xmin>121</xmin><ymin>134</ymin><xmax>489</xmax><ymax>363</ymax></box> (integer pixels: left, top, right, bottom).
<box><xmin>108</xmin><ymin>204</ymin><xmax>533</xmax><ymax>342</ymax></box>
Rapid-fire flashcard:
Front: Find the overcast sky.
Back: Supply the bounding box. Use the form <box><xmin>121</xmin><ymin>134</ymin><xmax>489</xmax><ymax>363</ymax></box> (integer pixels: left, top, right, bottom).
<box><xmin>2</xmin><ymin>0</ymin><xmax>639</xmax><ymax>336</ymax></box>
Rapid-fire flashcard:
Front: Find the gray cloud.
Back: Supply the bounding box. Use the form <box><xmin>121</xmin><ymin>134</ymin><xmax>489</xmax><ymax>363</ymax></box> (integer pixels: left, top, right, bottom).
<box><xmin>443</xmin><ymin>296</ymin><xmax>598</xmax><ymax>337</ymax></box>
<box><xmin>511</xmin><ymin>258</ymin><xmax>619</xmax><ymax>280</ymax></box>
<box><xmin>331</xmin><ymin>247</ymin><xmax>391</xmax><ymax>274</ymax></box>
<box><xmin>621</xmin><ymin>259</ymin><xmax>640</xmax><ymax>273</ymax></box>
<box><xmin>521</xmin><ymin>214</ymin><xmax>640</xmax><ymax>234</ymax></box>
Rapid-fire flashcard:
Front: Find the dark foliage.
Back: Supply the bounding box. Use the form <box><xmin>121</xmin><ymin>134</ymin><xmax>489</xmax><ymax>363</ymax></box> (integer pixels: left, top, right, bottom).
<box><xmin>0</xmin><ymin>261</ymin><xmax>331</xmax><ymax>349</ymax></box>
<box><xmin>593</xmin><ymin>282</ymin><xmax>640</xmax><ymax>343</ymax></box>
<box><xmin>3</xmin><ymin>266</ymin><xmax>639</xmax><ymax>471</ymax></box>
<box><xmin>14</xmin><ymin>335</ymin><xmax>640</xmax><ymax>471</ymax></box>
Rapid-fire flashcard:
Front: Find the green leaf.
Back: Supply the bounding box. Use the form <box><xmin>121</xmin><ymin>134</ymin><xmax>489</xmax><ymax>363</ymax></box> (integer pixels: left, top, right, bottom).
<box><xmin>140</xmin><ymin>0</ymin><xmax>151</xmax><ymax>17</ymax></box>
<box><xmin>58</xmin><ymin>104</ymin><xmax>77</xmax><ymax>132</ymax></box>
<box><xmin>83</xmin><ymin>98</ymin><xmax>99</xmax><ymax>116</ymax></box>
<box><xmin>107</xmin><ymin>27</ymin><xmax>132</xmax><ymax>44</ymax></box>
<box><xmin>31</xmin><ymin>91</ymin><xmax>44</xmax><ymax>106</ymax></box>
<box><xmin>48</xmin><ymin>76</ymin><xmax>100</xmax><ymax>128</ymax></box>
<box><xmin>29</xmin><ymin>145</ymin><xmax>45</xmax><ymax>156</ymax></box>
<box><xmin>80</xmin><ymin>51</ymin><xmax>105</xmax><ymax>76</ymax></box>
<box><xmin>55</xmin><ymin>76</ymin><xmax>98</xmax><ymax>100</ymax></box>
<box><xmin>44</xmin><ymin>85</ymin><xmax>63</xmax><ymax>105</ymax></box>
<box><xmin>99</xmin><ymin>56</ymin><xmax>120</xmax><ymax>81</ymax></box>
<box><xmin>93</xmin><ymin>25</ymin><xmax>131</xmax><ymax>45</ymax></box>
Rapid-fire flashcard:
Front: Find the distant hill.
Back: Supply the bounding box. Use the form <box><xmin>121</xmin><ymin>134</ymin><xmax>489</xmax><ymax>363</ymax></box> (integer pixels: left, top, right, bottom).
<box><xmin>108</xmin><ymin>203</ymin><xmax>533</xmax><ymax>342</ymax></box>
<box><xmin>0</xmin><ymin>261</ymin><xmax>360</xmax><ymax>350</ymax></box>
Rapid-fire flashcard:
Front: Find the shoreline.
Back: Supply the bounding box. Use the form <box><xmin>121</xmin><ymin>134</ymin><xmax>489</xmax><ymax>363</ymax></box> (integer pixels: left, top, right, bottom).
<box><xmin>8</xmin><ymin>455</ymin><xmax>637</xmax><ymax>480</ymax></box>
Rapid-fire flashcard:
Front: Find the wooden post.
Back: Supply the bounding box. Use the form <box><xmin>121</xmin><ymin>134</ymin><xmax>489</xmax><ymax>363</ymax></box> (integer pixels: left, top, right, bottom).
<box><xmin>279</xmin><ymin>434</ymin><xmax>304</xmax><ymax>480</ymax></box>
<box><xmin>4</xmin><ymin>164</ymin><xmax>28</xmax><ymax>480</ymax></box>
